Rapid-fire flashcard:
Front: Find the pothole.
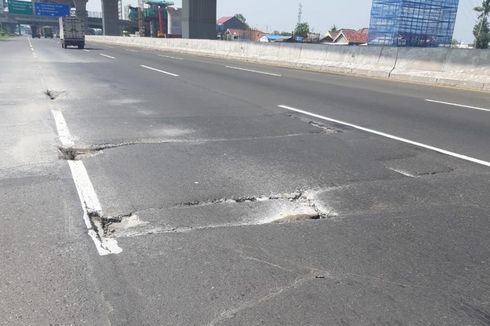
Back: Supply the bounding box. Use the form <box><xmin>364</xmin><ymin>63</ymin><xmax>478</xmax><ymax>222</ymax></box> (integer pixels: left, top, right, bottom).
<box><xmin>287</xmin><ymin>114</ymin><xmax>342</xmax><ymax>134</ymax></box>
<box><xmin>99</xmin><ymin>191</ymin><xmax>337</xmax><ymax>239</ymax></box>
<box><xmin>271</xmin><ymin>213</ymin><xmax>321</xmax><ymax>224</ymax></box>
<box><xmin>44</xmin><ymin>89</ymin><xmax>65</xmax><ymax>100</ymax></box>
<box><xmin>58</xmin><ymin>146</ymin><xmax>101</xmax><ymax>160</ymax></box>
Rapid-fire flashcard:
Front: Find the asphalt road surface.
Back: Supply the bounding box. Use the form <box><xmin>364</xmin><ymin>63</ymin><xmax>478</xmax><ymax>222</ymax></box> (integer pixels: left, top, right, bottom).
<box><xmin>1</xmin><ymin>36</ymin><xmax>490</xmax><ymax>326</ymax></box>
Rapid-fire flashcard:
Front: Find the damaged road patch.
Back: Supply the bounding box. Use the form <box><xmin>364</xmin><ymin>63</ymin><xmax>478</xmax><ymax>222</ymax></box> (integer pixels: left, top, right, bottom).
<box><xmin>58</xmin><ymin>146</ymin><xmax>101</xmax><ymax>160</ymax></box>
<box><xmin>44</xmin><ymin>89</ymin><xmax>65</xmax><ymax>100</ymax></box>
<box><xmin>104</xmin><ymin>190</ymin><xmax>338</xmax><ymax>239</ymax></box>
<box><xmin>286</xmin><ymin>114</ymin><xmax>343</xmax><ymax>134</ymax></box>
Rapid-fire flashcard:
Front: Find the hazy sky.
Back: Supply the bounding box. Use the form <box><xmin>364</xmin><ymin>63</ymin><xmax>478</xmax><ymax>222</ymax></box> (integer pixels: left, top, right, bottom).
<box><xmin>87</xmin><ymin>0</ymin><xmax>482</xmax><ymax>43</ymax></box>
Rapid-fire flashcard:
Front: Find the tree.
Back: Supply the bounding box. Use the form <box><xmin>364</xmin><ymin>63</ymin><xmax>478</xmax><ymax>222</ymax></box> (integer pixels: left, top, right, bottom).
<box><xmin>234</xmin><ymin>13</ymin><xmax>250</xmax><ymax>29</ymax></box>
<box><xmin>329</xmin><ymin>25</ymin><xmax>338</xmax><ymax>33</ymax></box>
<box><xmin>294</xmin><ymin>22</ymin><xmax>310</xmax><ymax>38</ymax></box>
<box><xmin>474</xmin><ymin>0</ymin><xmax>490</xmax><ymax>49</ymax></box>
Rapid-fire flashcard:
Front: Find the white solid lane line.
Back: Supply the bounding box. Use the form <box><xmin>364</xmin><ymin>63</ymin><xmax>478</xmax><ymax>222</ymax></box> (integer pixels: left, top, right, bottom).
<box><xmin>51</xmin><ymin>110</ymin><xmax>122</xmax><ymax>256</ymax></box>
<box><xmin>278</xmin><ymin>105</ymin><xmax>490</xmax><ymax>168</ymax></box>
<box><xmin>425</xmin><ymin>99</ymin><xmax>490</xmax><ymax>112</ymax></box>
<box><xmin>225</xmin><ymin>65</ymin><xmax>282</xmax><ymax>77</ymax></box>
<box><xmin>158</xmin><ymin>54</ymin><xmax>184</xmax><ymax>60</ymax></box>
<box><xmin>140</xmin><ymin>64</ymin><xmax>179</xmax><ymax>77</ymax></box>
<box><xmin>100</xmin><ymin>53</ymin><xmax>116</xmax><ymax>59</ymax></box>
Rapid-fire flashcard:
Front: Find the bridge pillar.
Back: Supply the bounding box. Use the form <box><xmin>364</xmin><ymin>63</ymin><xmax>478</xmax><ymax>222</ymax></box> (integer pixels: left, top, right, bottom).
<box><xmin>182</xmin><ymin>0</ymin><xmax>216</xmax><ymax>39</ymax></box>
<box><xmin>73</xmin><ymin>0</ymin><xmax>88</xmax><ymax>32</ymax></box>
<box><xmin>101</xmin><ymin>0</ymin><xmax>120</xmax><ymax>36</ymax></box>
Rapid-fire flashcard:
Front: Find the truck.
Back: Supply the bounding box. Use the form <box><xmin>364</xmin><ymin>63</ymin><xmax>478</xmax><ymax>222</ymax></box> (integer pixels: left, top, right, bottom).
<box><xmin>59</xmin><ymin>16</ymin><xmax>85</xmax><ymax>49</ymax></box>
<box><xmin>42</xmin><ymin>26</ymin><xmax>54</xmax><ymax>38</ymax></box>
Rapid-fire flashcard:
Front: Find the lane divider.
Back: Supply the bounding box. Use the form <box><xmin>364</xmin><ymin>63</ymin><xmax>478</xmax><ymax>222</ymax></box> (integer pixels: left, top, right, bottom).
<box><xmin>425</xmin><ymin>99</ymin><xmax>489</xmax><ymax>112</ymax></box>
<box><xmin>51</xmin><ymin>110</ymin><xmax>122</xmax><ymax>256</ymax></box>
<box><xmin>99</xmin><ymin>53</ymin><xmax>116</xmax><ymax>59</ymax></box>
<box><xmin>226</xmin><ymin>65</ymin><xmax>282</xmax><ymax>77</ymax></box>
<box><xmin>278</xmin><ymin>104</ymin><xmax>490</xmax><ymax>168</ymax></box>
<box><xmin>140</xmin><ymin>64</ymin><xmax>179</xmax><ymax>77</ymax></box>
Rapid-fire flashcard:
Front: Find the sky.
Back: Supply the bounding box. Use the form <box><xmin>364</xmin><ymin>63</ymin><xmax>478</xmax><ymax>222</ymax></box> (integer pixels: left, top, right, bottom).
<box><xmin>87</xmin><ymin>0</ymin><xmax>483</xmax><ymax>43</ymax></box>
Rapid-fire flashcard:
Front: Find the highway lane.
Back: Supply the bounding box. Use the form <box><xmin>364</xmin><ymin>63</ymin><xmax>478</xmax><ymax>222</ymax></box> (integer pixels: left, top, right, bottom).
<box><xmin>0</xmin><ymin>37</ymin><xmax>114</xmax><ymax>325</ymax></box>
<box><xmin>1</xmin><ymin>37</ymin><xmax>490</xmax><ymax>325</ymax></box>
<box><xmin>84</xmin><ymin>40</ymin><xmax>490</xmax><ymax>163</ymax></box>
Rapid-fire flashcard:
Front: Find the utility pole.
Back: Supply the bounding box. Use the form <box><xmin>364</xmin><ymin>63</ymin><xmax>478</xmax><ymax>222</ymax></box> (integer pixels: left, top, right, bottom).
<box><xmin>297</xmin><ymin>3</ymin><xmax>302</xmax><ymax>25</ymax></box>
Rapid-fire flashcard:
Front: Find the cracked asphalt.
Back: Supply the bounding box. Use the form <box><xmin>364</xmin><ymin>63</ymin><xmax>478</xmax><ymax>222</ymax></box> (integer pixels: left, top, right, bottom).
<box><xmin>1</xmin><ymin>37</ymin><xmax>490</xmax><ymax>326</ymax></box>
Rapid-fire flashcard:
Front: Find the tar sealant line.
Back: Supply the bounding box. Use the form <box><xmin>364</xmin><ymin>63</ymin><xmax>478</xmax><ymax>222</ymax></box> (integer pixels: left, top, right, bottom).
<box><xmin>425</xmin><ymin>99</ymin><xmax>490</xmax><ymax>112</ymax></box>
<box><xmin>278</xmin><ymin>105</ymin><xmax>490</xmax><ymax>168</ymax></box>
<box><xmin>51</xmin><ymin>110</ymin><xmax>122</xmax><ymax>256</ymax></box>
<box><xmin>225</xmin><ymin>65</ymin><xmax>282</xmax><ymax>77</ymax></box>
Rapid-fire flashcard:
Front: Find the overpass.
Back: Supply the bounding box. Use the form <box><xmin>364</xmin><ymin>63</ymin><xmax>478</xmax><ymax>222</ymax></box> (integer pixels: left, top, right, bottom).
<box><xmin>1</xmin><ymin>0</ymin><xmax>217</xmax><ymax>38</ymax></box>
<box><xmin>0</xmin><ymin>11</ymin><xmax>136</xmax><ymax>31</ymax></box>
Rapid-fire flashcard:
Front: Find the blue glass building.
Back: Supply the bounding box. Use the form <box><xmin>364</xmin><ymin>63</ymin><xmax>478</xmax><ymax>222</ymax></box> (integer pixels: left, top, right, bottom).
<box><xmin>368</xmin><ymin>0</ymin><xmax>459</xmax><ymax>47</ymax></box>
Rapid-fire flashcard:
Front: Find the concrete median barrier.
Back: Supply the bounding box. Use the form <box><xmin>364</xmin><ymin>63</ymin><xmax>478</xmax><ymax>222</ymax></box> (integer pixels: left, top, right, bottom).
<box><xmin>86</xmin><ymin>36</ymin><xmax>490</xmax><ymax>93</ymax></box>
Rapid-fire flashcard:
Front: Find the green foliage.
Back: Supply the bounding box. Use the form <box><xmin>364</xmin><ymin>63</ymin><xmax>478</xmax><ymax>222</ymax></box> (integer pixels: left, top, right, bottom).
<box><xmin>0</xmin><ymin>27</ymin><xmax>9</xmax><ymax>39</ymax></box>
<box><xmin>273</xmin><ymin>30</ymin><xmax>292</xmax><ymax>36</ymax></box>
<box><xmin>234</xmin><ymin>13</ymin><xmax>250</xmax><ymax>28</ymax></box>
<box><xmin>294</xmin><ymin>22</ymin><xmax>309</xmax><ymax>38</ymax></box>
<box><xmin>329</xmin><ymin>25</ymin><xmax>338</xmax><ymax>33</ymax></box>
<box><xmin>474</xmin><ymin>0</ymin><xmax>490</xmax><ymax>48</ymax></box>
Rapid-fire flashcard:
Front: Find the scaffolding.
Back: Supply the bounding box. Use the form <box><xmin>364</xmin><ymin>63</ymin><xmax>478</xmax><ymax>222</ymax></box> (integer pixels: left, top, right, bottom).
<box><xmin>368</xmin><ymin>0</ymin><xmax>459</xmax><ymax>47</ymax></box>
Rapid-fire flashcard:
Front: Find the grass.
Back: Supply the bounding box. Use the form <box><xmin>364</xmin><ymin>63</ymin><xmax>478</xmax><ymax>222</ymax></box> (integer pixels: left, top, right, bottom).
<box><xmin>0</xmin><ymin>32</ymin><xmax>14</xmax><ymax>41</ymax></box>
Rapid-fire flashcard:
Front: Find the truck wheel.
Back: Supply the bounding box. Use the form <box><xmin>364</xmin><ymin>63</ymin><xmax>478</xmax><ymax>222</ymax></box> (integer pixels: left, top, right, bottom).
<box><xmin>78</xmin><ymin>43</ymin><xmax>84</xmax><ymax>49</ymax></box>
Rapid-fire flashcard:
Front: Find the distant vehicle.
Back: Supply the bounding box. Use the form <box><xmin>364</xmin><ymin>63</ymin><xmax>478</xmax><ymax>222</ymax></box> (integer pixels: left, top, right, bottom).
<box><xmin>59</xmin><ymin>16</ymin><xmax>85</xmax><ymax>49</ymax></box>
<box><xmin>42</xmin><ymin>26</ymin><xmax>54</xmax><ymax>38</ymax></box>
<box><xmin>30</xmin><ymin>26</ymin><xmax>41</xmax><ymax>38</ymax></box>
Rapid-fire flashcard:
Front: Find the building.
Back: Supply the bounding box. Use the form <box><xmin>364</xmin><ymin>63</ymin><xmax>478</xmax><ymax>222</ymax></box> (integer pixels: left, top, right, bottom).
<box><xmin>259</xmin><ymin>34</ymin><xmax>291</xmax><ymax>43</ymax></box>
<box><xmin>321</xmin><ymin>28</ymin><xmax>368</xmax><ymax>45</ymax></box>
<box><xmin>217</xmin><ymin>16</ymin><xmax>248</xmax><ymax>33</ymax></box>
<box><xmin>368</xmin><ymin>0</ymin><xmax>459</xmax><ymax>47</ymax></box>
<box><xmin>321</xmin><ymin>31</ymin><xmax>340</xmax><ymax>43</ymax></box>
<box><xmin>224</xmin><ymin>28</ymin><xmax>265</xmax><ymax>42</ymax></box>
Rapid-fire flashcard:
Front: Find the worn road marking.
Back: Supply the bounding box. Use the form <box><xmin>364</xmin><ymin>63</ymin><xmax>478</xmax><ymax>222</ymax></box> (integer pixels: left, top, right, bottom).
<box><xmin>83</xmin><ymin>49</ymin><xmax>90</xmax><ymax>52</ymax></box>
<box><xmin>425</xmin><ymin>99</ymin><xmax>490</xmax><ymax>112</ymax></box>
<box><xmin>27</xmin><ymin>37</ymin><xmax>36</xmax><ymax>57</ymax></box>
<box><xmin>158</xmin><ymin>54</ymin><xmax>184</xmax><ymax>60</ymax></box>
<box><xmin>226</xmin><ymin>65</ymin><xmax>282</xmax><ymax>77</ymax></box>
<box><xmin>51</xmin><ymin>110</ymin><xmax>122</xmax><ymax>256</ymax></box>
<box><xmin>99</xmin><ymin>53</ymin><xmax>116</xmax><ymax>59</ymax></box>
<box><xmin>278</xmin><ymin>105</ymin><xmax>490</xmax><ymax>168</ymax></box>
<box><xmin>125</xmin><ymin>48</ymin><xmax>138</xmax><ymax>52</ymax></box>
<box><xmin>140</xmin><ymin>64</ymin><xmax>179</xmax><ymax>77</ymax></box>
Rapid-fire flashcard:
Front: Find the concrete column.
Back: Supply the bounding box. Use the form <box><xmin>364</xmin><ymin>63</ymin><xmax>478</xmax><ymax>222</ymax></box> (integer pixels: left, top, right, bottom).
<box><xmin>182</xmin><ymin>0</ymin><xmax>216</xmax><ymax>39</ymax></box>
<box><xmin>73</xmin><ymin>0</ymin><xmax>88</xmax><ymax>33</ymax></box>
<box><xmin>101</xmin><ymin>0</ymin><xmax>120</xmax><ymax>36</ymax></box>
<box><xmin>167</xmin><ymin>7</ymin><xmax>182</xmax><ymax>36</ymax></box>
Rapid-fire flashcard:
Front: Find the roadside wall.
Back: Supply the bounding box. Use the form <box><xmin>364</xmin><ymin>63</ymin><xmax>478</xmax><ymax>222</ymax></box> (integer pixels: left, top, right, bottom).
<box><xmin>86</xmin><ymin>36</ymin><xmax>490</xmax><ymax>92</ymax></box>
